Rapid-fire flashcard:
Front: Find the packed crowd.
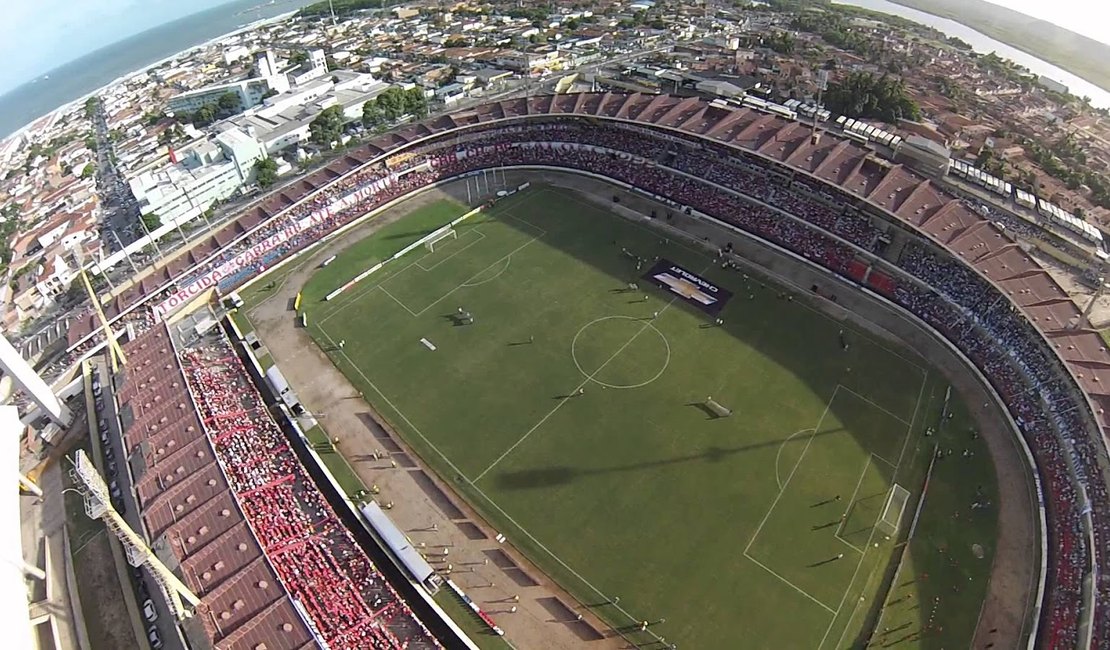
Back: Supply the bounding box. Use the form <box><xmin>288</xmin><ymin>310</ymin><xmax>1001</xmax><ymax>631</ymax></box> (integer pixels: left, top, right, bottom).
<box><xmin>179</xmin><ymin>333</ymin><xmax>439</xmax><ymax>649</ymax></box>
<box><xmin>43</xmin><ymin>118</ymin><xmax>1109</xmax><ymax>647</ymax></box>
<box><xmin>894</xmin><ymin>243</ymin><xmax>1110</xmax><ymax>649</ymax></box>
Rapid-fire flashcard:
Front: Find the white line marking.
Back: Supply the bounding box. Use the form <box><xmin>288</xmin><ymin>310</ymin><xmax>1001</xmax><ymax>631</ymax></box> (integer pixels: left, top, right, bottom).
<box><xmin>460</xmin><ymin>255</ymin><xmax>511</xmax><ymax>288</ymax></box>
<box><xmin>474</xmin><ymin>297</ymin><xmax>682</xmax><ymax>482</ymax></box>
<box><xmin>746</xmin><ymin>554</ymin><xmax>836</xmax><ymax>614</ymax></box>
<box><xmin>834</xmin><ymin>455</ymin><xmax>873</xmax><ymax>554</ymax></box>
<box><xmin>837</xmin><ymin>384</ymin><xmax>912</xmax><ymax>426</ymax></box>
<box><xmin>775</xmin><ymin>428</ymin><xmax>816</xmax><ymax>491</ymax></box>
<box><xmin>745</xmin><ymin>386</ymin><xmax>839</xmax><ymax>555</ymax></box>
<box><xmin>402</xmin><ymin>236</ymin><xmax>540</xmax><ymax>317</ymax></box>
<box><xmin>817</xmin><ymin>371</ymin><xmax>929</xmax><ymax>650</ymax></box>
<box><xmin>415</xmin><ymin>229</ymin><xmax>486</xmax><ymax>271</ymax></box>
<box><xmin>378</xmin><ymin>284</ymin><xmax>419</xmax><ymax>317</ymax></box>
<box><xmin>319</xmin><ymin>257</ymin><xmax>420</xmax><ymax>325</ymax></box>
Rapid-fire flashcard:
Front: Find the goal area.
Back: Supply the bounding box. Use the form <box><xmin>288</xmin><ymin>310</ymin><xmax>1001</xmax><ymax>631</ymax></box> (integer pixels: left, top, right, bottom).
<box><xmin>878</xmin><ymin>484</ymin><xmax>911</xmax><ymax>536</ymax></box>
<box><xmin>424</xmin><ymin>226</ymin><xmax>457</xmax><ymax>252</ymax></box>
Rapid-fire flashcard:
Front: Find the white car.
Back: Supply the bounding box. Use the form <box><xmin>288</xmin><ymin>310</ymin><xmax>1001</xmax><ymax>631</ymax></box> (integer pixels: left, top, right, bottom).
<box><xmin>142</xmin><ymin>599</ymin><xmax>158</xmax><ymax>623</ymax></box>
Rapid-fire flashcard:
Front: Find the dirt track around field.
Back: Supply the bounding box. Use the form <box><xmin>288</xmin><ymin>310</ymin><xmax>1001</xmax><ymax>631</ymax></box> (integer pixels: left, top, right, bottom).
<box><xmin>247</xmin><ymin>171</ymin><xmax>1038</xmax><ymax>650</ymax></box>
<box><xmin>247</xmin><ymin>179</ymin><xmax>627</xmax><ymax>650</ymax></box>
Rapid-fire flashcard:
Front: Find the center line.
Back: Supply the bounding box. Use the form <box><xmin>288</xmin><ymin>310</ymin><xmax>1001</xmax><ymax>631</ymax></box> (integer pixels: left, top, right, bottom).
<box><xmin>474</xmin><ymin>295</ymin><xmax>682</xmax><ymax>482</ymax></box>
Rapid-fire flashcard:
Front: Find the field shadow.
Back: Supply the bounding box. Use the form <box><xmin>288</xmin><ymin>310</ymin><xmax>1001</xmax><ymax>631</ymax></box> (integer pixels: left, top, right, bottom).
<box><xmin>536</xmin><ymin>597</ymin><xmax>606</xmax><ymax>640</ymax></box>
<box><xmin>409</xmin><ymin>470</ymin><xmax>465</xmax><ymax>520</ymax></box>
<box><xmin>491</xmin><ymin>428</ymin><xmax>842</xmax><ymax>490</ymax></box>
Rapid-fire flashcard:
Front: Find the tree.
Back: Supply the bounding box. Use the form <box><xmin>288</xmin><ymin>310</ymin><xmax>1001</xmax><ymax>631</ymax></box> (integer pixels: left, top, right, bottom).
<box><xmin>193</xmin><ymin>104</ymin><xmax>217</xmax><ymax>126</ymax></box>
<box><xmin>403</xmin><ymin>87</ymin><xmax>428</xmax><ymax>119</ymax></box>
<box><xmin>824</xmin><ymin>71</ymin><xmax>921</xmax><ymax>123</ymax></box>
<box><xmin>254</xmin><ymin>157</ymin><xmax>279</xmax><ymax>188</ymax></box>
<box><xmin>140</xmin><ymin>212</ymin><xmax>162</xmax><ymax>232</ymax></box>
<box><xmin>308</xmin><ymin>105</ymin><xmax>345</xmax><ymax>147</ymax></box>
<box><xmin>217</xmin><ymin>91</ymin><xmax>242</xmax><ymax>114</ymax></box>
<box><xmin>84</xmin><ymin>96</ymin><xmax>99</xmax><ymax>119</ymax></box>
<box><xmin>362</xmin><ymin>99</ymin><xmax>385</xmax><ymax>128</ymax></box>
<box><xmin>288</xmin><ymin>50</ymin><xmax>309</xmax><ymax>67</ymax></box>
<box><xmin>80</xmin><ymin>163</ymin><xmax>96</xmax><ymax>179</ymax></box>
<box><xmin>375</xmin><ymin>87</ymin><xmax>407</xmax><ymax>121</ymax></box>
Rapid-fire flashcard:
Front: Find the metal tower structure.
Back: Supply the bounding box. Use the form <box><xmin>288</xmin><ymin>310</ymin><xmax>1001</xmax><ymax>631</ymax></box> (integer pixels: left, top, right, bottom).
<box><xmin>69</xmin><ymin>450</ymin><xmax>199</xmax><ymax>619</ymax></box>
<box><xmin>78</xmin><ymin>269</ymin><xmax>127</xmax><ymax>373</ymax></box>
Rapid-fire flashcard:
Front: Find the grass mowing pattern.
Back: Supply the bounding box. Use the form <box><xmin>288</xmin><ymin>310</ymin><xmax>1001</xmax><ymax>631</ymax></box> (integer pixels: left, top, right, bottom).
<box><xmin>287</xmin><ymin>186</ymin><xmax>997</xmax><ymax>648</ymax></box>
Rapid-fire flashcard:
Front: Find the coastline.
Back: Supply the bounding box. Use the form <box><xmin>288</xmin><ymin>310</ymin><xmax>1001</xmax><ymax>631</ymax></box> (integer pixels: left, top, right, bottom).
<box><xmin>883</xmin><ymin>0</ymin><xmax>1110</xmax><ymax>96</ymax></box>
<box><xmin>0</xmin><ymin>5</ymin><xmax>305</xmax><ymax>143</ymax></box>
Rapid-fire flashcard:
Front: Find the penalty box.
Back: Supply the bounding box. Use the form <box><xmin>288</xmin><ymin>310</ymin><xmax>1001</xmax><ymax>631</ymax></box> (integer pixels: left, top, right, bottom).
<box><xmin>744</xmin><ymin>388</ymin><xmax>910</xmax><ymax>611</ymax></box>
<box><xmin>379</xmin><ymin>214</ymin><xmax>545</xmax><ymax>316</ymax></box>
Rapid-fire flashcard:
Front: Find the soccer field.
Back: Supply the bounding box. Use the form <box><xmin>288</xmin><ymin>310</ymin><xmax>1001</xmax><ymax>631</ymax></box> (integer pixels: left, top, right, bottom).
<box><xmin>294</xmin><ymin>185</ymin><xmax>983</xmax><ymax>648</ymax></box>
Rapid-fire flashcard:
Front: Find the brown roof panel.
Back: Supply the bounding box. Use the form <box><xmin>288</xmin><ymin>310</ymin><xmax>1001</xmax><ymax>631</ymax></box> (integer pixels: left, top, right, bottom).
<box><xmin>178</xmin><ymin>520</ymin><xmax>258</xmax><ymax>590</ymax></box>
<box><xmin>213</xmin><ymin>597</ymin><xmax>316</xmax><ymax>650</ymax></box>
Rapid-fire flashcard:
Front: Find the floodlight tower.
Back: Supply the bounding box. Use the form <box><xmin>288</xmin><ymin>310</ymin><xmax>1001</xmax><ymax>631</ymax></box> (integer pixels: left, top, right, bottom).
<box><xmin>810</xmin><ymin>69</ymin><xmax>829</xmax><ymax>146</ymax></box>
<box><xmin>69</xmin><ymin>450</ymin><xmax>199</xmax><ymax>619</ymax></box>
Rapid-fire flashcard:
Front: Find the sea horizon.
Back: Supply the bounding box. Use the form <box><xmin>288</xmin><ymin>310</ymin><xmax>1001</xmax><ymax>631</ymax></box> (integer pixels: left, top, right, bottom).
<box><xmin>0</xmin><ymin>0</ymin><xmax>315</xmax><ymax>141</ymax></box>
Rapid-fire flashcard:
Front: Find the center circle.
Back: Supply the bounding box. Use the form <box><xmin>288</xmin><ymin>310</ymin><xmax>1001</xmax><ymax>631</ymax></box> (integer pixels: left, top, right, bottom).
<box><xmin>571</xmin><ymin>316</ymin><xmax>671</xmax><ymax>389</ymax></box>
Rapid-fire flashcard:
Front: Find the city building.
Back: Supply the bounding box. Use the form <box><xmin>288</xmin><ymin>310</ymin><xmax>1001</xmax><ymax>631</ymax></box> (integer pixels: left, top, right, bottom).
<box><xmin>894</xmin><ymin>135</ymin><xmax>953</xmax><ymax>178</ymax></box>
<box><xmin>128</xmin><ymin>128</ymin><xmax>266</xmax><ymax>227</ymax></box>
<box><xmin>228</xmin><ymin>70</ymin><xmax>391</xmax><ymax>153</ymax></box>
<box><xmin>167</xmin><ymin>51</ymin><xmax>290</xmax><ymax>115</ymax></box>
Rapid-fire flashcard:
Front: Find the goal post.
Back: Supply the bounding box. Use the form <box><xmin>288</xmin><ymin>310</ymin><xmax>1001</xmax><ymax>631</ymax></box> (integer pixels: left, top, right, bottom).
<box><xmin>424</xmin><ymin>226</ymin><xmax>457</xmax><ymax>252</ymax></box>
<box><xmin>878</xmin><ymin>484</ymin><xmax>911</xmax><ymax>536</ymax></box>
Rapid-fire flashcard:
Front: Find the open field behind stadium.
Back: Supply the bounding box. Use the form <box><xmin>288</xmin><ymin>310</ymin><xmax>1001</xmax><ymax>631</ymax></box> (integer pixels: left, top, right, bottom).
<box><xmin>275</xmin><ymin>185</ymin><xmax>998</xmax><ymax>649</ymax></box>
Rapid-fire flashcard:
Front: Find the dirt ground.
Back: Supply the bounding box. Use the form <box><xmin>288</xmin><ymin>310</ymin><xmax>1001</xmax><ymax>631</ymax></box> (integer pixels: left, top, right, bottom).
<box><xmin>246</xmin><ymin>171</ymin><xmax>1038</xmax><ymax>649</ymax></box>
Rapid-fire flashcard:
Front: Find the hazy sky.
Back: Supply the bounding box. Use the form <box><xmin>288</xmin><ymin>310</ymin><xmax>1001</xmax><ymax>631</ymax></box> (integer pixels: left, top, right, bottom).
<box><xmin>0</xmin><ymin>0</ymin><xmax>1108</xmax><ymax>96</ymax></box>
<box><xmin>986</xmin><ymin>0</ymin><xmax>1110</xmax><ymax>47</ymax></box>
<box><xmin>0</xmin><ymin>0</ymin><xmax>229</xmax><ymax>94</ymax></box>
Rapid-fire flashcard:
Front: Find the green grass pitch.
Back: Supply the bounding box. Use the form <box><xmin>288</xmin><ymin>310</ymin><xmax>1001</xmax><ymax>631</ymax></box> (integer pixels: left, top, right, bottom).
<box><xmin>286</xmin><ymin>185</ymin><xmax>1000</xmax><ymax>649</ymax></box>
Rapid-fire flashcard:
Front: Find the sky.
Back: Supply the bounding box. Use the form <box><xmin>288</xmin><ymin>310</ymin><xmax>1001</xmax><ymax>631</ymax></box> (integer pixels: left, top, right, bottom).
<box><xmin>0</xmin><ymin>0</ymin><xmax>230</xmax><ymax>95</ymax></box>
<box><xmin>0</xmin><ymin>0</ymin><xmax>1108</xmax><ymax>97</ymax></box>
<box><xmin>984</xmin><ymin>0</ymin><xmax>1110</xmax><ymax>48</ymax></box>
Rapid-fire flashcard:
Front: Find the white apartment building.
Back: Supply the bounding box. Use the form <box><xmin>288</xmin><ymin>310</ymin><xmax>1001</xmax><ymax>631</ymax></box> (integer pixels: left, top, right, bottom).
<box><xmin>229</xmin><ymin>70</ymin><xmax>390</xmax><ymax>153</ymax></box>
<box><xmin>167</xmin><ymin>51</ymin><xmax>290</xmax><ymax>115</ymax></box>
<box><xmin>128</xmin><ymin>128</ymin><xmax>266</xmax><ymax>227</ymax></box>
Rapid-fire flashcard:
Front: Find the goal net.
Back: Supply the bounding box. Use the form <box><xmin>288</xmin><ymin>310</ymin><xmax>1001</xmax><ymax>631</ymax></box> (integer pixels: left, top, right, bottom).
<box><xmin>424</xmin><ymin>226</ymin><xmax>457</xmax><ymax>252</ymax></box>
<box><xmin>877</xmin><ymin>484</ymin><xmax>911</xmax><ymax>536</ymax></box>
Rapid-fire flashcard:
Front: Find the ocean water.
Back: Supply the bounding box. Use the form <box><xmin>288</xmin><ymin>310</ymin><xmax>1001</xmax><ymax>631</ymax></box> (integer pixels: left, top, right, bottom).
<box><xmin>0</xmin><ymin>0</ymin><xmax>315</xmax><ymax>139</ymax></box>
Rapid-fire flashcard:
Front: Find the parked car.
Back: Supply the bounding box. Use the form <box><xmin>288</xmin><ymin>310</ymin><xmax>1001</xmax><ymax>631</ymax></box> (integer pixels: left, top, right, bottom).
<box><xmin>142</xmin><ymin>599</ymin><xmax>158</xmax><ymax>623</ymax></box>
<box><xmin>147</xmin><ymin>627</ymin><xmax>163</xmax><ymax>649</ymax></box>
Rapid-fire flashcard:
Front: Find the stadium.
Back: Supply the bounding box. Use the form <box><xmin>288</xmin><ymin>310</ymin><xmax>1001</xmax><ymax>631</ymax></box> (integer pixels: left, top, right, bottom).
<box><xmin>26</xmin><ymin>93</ymin><xmax>1110</xmax><ymax>649</ymax></box>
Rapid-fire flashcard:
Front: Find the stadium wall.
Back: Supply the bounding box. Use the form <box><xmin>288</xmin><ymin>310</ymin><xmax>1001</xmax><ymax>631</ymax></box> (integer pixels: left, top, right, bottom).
<box><xmin>94</xmin><ymin>118</ymin><xmax>1060</xmax><ymax>643</ymax></box>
